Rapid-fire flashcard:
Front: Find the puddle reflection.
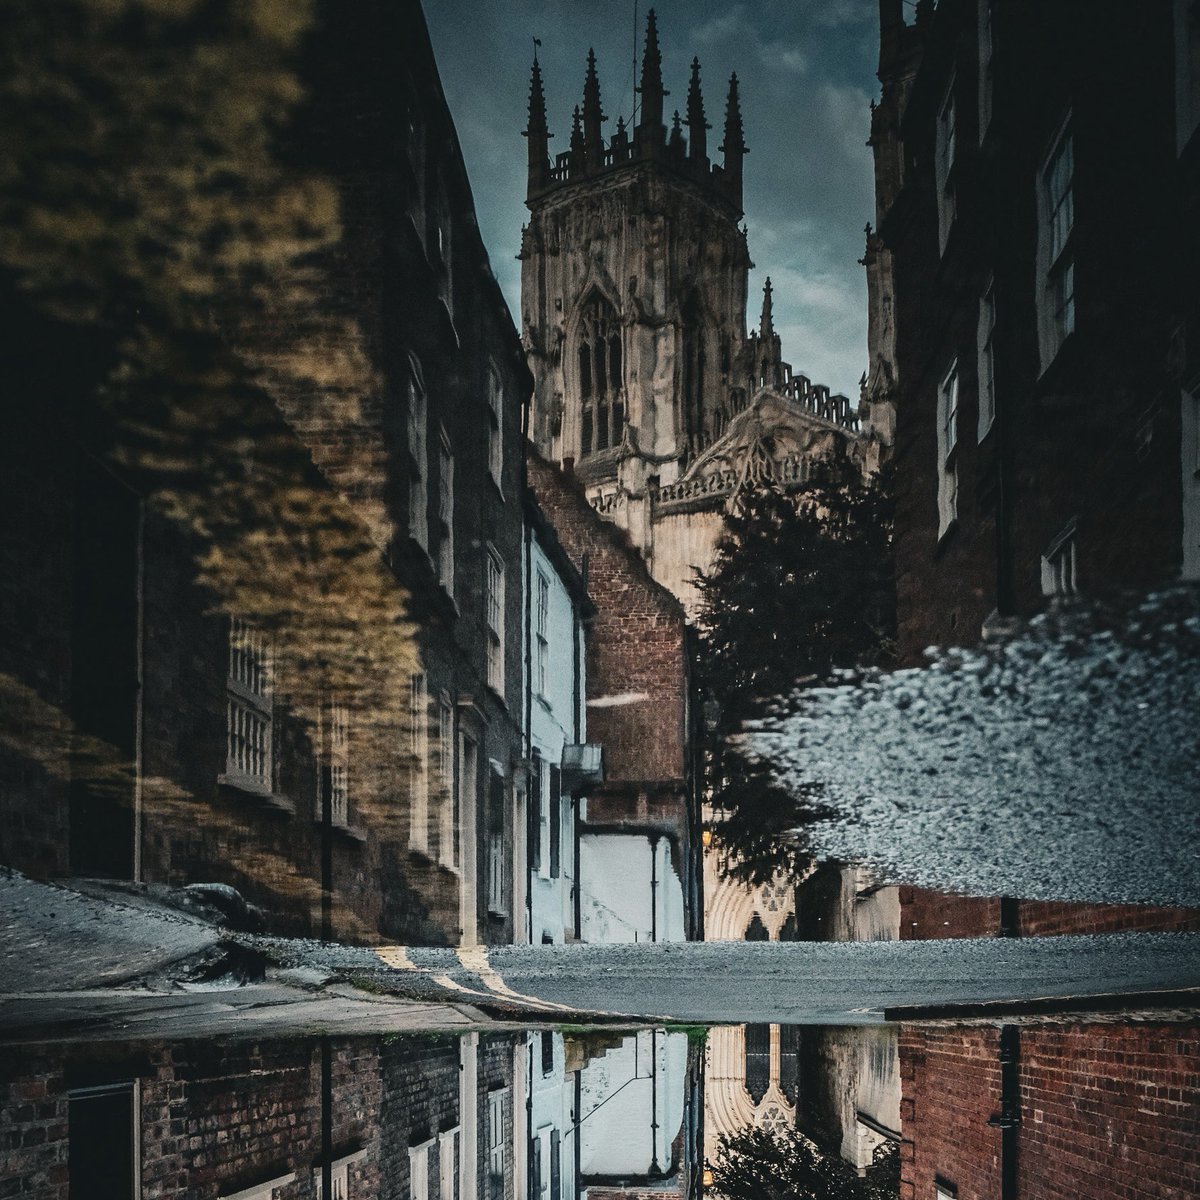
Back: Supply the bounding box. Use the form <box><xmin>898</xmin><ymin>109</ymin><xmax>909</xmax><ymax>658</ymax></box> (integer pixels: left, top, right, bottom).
<box><xmin>2</xmin><ymin>1019</ymin><xmax>1195</xmax><ymax>1198</ymax></box>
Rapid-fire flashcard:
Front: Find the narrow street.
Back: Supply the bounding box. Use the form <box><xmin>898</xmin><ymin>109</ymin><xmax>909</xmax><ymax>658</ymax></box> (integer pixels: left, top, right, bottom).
<box><xmin>286</xmin><ymin>934</ymin><xmax>1200</xmax><ymax>1024</ymax></box>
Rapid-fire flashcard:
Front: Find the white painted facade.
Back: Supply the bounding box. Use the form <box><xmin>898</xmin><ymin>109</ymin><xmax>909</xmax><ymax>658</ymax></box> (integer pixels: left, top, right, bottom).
<box><xmin>523</xmin><ymin>516</ymin><xmax>587</xmax><ymax>944</ymax></box>
<box><xmin>579</xmin><ymin>833</ymin><xmax>685</xmax><ymax>944</ymax></box>
<box><xmin>578</xmin><ymin>1030</ymin><xmax>689</xmax><ymax>1180</ymax></box>
<box><xmin>526</xmin><ymin>1032</ymin><xmax>576</xmax><ymax>1200</ymax></box>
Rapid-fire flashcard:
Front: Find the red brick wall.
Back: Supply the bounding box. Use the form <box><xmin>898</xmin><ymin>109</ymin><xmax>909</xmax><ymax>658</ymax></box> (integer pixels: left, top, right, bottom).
<box><xmin>899</xmin><ymin>1026</ymin><xmax>1003</xmax><ymax>1200</ymax></box>
<box><xmin>900</xmin><ymin>1023</ymin><xmax>1200</xmax><ymax>1200</ymax></box>
<box><xmin>900</xmin><ymin>888</ymin><xmax>1002</xmax><ymax>940</ymax></box>
<box><xmin>1017</xmin><ymin>901</ymin><xmax>1200</xmax><ymax>938</ymax></box>
<box><xmin>1019</xmin><ymin>1024</ymin><xmax>1200</xmax><ymax>1199</ymax></box>
<box><xmin>528</xmin><ymin>453</ymin><xmax>689</xmax><ymax>785</ymax></box>
<box><xmin>901</xmin><ymin>888</ymin><xmax>1200</xmax><ymax>941</ymax></box>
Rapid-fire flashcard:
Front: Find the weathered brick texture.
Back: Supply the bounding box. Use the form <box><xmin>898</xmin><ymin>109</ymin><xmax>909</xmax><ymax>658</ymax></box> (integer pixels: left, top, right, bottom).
<box><xmin>900</xmin><ymin>1023</ymin><xmax>1200</xmax><ymax>1200</ymax></box>
<box><xmin>0</xmin><ymin>1032</ymin><xmax>520</xmax><ymax>1200</ymax></box>
<box><xmin>900</xmin><ymin>888</ymin><xmax>1200</xmax><ymax>941</ymax></box>
<box><xmin>528</xmin><ymin>454</ymin><xmax>689</xmax><ymax>787</ymax></box>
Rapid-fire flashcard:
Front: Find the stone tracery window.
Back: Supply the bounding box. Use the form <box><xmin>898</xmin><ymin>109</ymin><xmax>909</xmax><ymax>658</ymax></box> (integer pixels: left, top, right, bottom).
<box><xmin>577</xmin><ymin>296</ymin><xmax>623</xmax><ymax>456</ymax></box>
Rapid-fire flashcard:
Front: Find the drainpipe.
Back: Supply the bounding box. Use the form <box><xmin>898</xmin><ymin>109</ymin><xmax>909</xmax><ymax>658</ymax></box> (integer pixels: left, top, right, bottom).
<box><xmin>524</xmin><ymin>520</ymin><xmax>534</xmax><ymax>946</ymax></box>
<box><xmin>572</xmin><ymin>611</ymin><xmax>583</xmax><ymax>942</ymax></box>
<box><xmin>988</xmin><ymin>1024</ymin><xmax>1020</xmax><ymax>1200</ymax></box>
<box><xmin>320</xmin><ymin>1038</ymin><xmax>332</xmax><ymax>1200</ymax></box>
<box><xmin>573</xmin><ymin>1068</ymin><xmax>583</xmax><ymax>1196</ymax></box>
<box><xmin>320</xmin><ymin>737</ymin><xmax>333</xmax><ymax>943</ymax></box>
<box><xmin>650</xmin><ymin>834</ymin><xmax>660</xmax><ymax>943</ymax></box>
<box><xmin>650</xmin><ymin>1029</ymin><xmax>660</xmax><ymax>1174</ymax></box>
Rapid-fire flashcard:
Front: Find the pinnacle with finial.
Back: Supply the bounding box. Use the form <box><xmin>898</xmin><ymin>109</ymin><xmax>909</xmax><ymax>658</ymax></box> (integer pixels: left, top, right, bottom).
<box><xmin>638</xmin><ymin>7</ymin><xmax>666</xmax><ymax>129</ymax></box>
<box><xmin>687</xmin><ymin>55</ymin><xmax>710</xmax><ymax>163</ymax></box>
<box><xmin>760</xmin><ymin>277</ymin><xmax>775</xmax><ymax>339</ymax></box>
<box><xmin>525</xmin><ymin>55</ymin><xmax>548</xmax><ymax>136</ymax></box>
<box><xmin>583</xmin><ymin>48</ymin><xmax>605</xmax><ymax>124</ymax></box>
<box><xmin>720</xmin><ymin>72</ymin><xmax>747</xmax><ymax>158</ymax></box>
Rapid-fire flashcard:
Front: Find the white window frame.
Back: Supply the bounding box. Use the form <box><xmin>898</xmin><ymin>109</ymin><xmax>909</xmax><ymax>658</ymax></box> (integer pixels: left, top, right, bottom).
<box><xmin>535</xmin><ymin>571</ymin><xmax>550</xmax><ymax>698</ymax></box>
<box><xmin>1175</xmin><ymin>0</ymin><xmax>1200</xmax><ymax>154</ymax></box>
<box><xmin>487</xmin><ymin>362</ymin><xmax>504</xmax><ymax>492</ymax></box>
<box><xmin>485</xmin><ymin>546</ymin><xmax>505</xmax><ymax>696</ymax></box>
<box><xmin>438</xmin><ymin>696</ymin><xmax>459</xmax><ymax>871</ymax></box>
<box><xmin>434</xmin><ymin>174</ymin><xmax>453</xmax><ymax>316</ymax></box>
<box><xmin>1041</xmin><ymin>519</ymin><xmax>1078</xmax><ymax>599</ymax></box>
<box><xmin>221</xmin><ymin>1174</ymin><xmax>297</xmax><ymax>1200</ymax></box>
<box><xmin>977</xmin><ymin>278</ymin><xmax>996</xmax><ymax>440</ymax></box>
<box><xmin>1038</xmin><ymin>115</ymin><xmax>1075</xmax><ymax>371</ymax></box>
<box><xmin>408</xmin><ymin>356</ymin><xmax>429</xmax><ymax>552</ymax></box>
<box><xmin>313</xmin><ymin>1149</ymin><xmax>367</xmax><ymax>1200</ymax></box>
<box><xmin>438</xmin><ymin>1128</ymin><xmax>459</xmax><ymax>1200</ymax></box>
<box><xmin>535</xmin><ymin>1128</ymin><xmax>552</xmax><ymax>1200</ymax></box>
<box><xmin>409</xmin><ymin>672</ymin><xmax>430</xmax><ymax>854</ymax></box>
<box><xmin>224</xmin><ymin>617</ymin><xmax>274</xmax><ymax>794</ymax></box>
<box><xmin>935</xmin><ymin>74</ymin><xmax>957</xmax><ymax>253</ymax></box>
<box><xmin>1183</xmin><ymin>386</ymin><xmax>1200</xmax><ymax>581</ymax></box>
<box><xmin>486</xmin><ymin>1089</ymin><xmax>507</xmax><ymax>1200</ymax></box>
<box><xmin>409</xmin><ymin>1139</ymin><xmax>434</xmax><ymax>1200</ymax></box>
<box><xmin>329</xmin><ymin>699</ymin><xmax>350</xmax><ymax>828</ymax></box>
<box><xmin>978</xmin><ymin>0</ymin><xmax>994</xmax><ymax>143</ymax></box>
<box><xmin>936</xmin><ymin>361</ymin><xmax>959</xmax><ymax>540</ymax></box>
<box><xmin>437</xmin><ymin>427</ymin><xmax>455</xmax><ymax>596</ymax></box>
<box><xmin>487</xmin><ymin>766</ymin><xmax>506</xmax><ymax>917</ymax></box>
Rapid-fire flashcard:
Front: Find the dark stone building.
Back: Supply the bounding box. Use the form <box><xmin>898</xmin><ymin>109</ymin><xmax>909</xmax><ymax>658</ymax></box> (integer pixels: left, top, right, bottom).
<box><xmin>0</xmin><ymin>0</ymin><xmax>528</xmax><ymax>944</ymax></box>
<box><xmin>867</xmin><ymin>0</ymin><xmax>1198</xmax><ymax>664</ymax></box>
<box><xmin>519</xmin><ymin>9</ymin><xmax>862</xmax><ymax>615</ymax></box>
<box><xmin>864</xmin><ymin>0</ymin><xmax>1200</xmax><ymax>941</ymax></box>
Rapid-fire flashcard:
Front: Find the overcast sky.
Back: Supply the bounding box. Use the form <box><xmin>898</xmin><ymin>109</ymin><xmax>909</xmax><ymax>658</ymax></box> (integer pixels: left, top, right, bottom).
<box><xmin>424</xmin><ymin>0</ymin><xmax>879</xmax><ymax>400</ymax></box>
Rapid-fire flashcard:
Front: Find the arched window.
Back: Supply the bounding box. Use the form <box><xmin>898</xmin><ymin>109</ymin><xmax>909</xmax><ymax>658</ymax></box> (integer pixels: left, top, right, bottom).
<box><xmin>577</xmin><ymin>297</ymin><xmax>623</xmax><ymax>457</ymax></box>
<box><xmin>744</xmin><ymin>1023</ymin><xmax>770</xmax><ymax>1105</ymax></box>
<box><xmin>681</xmin><ymin>294</ymin><xmax>707</xmax><ymax>455</ymax></box>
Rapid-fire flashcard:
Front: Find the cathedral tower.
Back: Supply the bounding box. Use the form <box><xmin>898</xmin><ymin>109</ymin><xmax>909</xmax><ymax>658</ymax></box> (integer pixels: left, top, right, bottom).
<box><xmin>520</xmin><ymin>12</ymin><xmax>751</xmax><ymax>488</ymax></box>
<box><xmin>520</xmin><ymin>9</ymin><xmax>859</xmax><ymax>610</ymax></box>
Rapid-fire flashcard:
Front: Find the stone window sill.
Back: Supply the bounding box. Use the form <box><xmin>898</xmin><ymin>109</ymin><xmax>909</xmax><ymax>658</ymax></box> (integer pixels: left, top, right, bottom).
<box><xmin>312</xmin><ymin>817</ymin><xmax>367</xmax><ymax>844</ymax></box>
<box><xmin>217</xmin><ymin>775</ymin><xmax>296</xmax><ymax>815</ymax></box>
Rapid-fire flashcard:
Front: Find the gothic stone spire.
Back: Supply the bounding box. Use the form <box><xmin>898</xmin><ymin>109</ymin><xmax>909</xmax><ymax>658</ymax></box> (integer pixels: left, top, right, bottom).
<box><xmin>760</xmin><ymin>276</ymin><xmax>775</xmax><ymax>339</ymax></box>
<box><xmin>686</xmin><ymin>56</ymin><xmax>710</xmax><ymax>164</ymax></box>
<box><xmin>524</xmin><ymin>54</ymin><xmax>551</xmax><ymax>195</ymax></box>
<box><xmin>582</xmin><ymin>48</ymin><xmax>606</xmax><ymax>170</ymax></box>
<box><xmin>719</xmin><ymin>72</ymin><xmax>746</xmax><ymax>209</ymax></box>
<box><xmin>638</xmin><ymin>7</ymin><xmax>665</xmax><ymax>134</ymax></box>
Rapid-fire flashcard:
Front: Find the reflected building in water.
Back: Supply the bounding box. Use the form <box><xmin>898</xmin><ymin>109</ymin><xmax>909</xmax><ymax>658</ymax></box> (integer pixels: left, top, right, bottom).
<box><xmin>2</xmin><ymin>1020</ymin><xmax>1196</xmax><ymax>1199</ymax></box>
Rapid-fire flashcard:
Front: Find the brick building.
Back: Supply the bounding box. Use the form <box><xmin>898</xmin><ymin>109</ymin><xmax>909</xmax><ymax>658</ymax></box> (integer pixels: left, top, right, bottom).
<box><xmin>868</xmin><ymin>0</ymin><xmax>1197</xmax><ymax>664</ymax></box>
<box><xmin>0</xmin><ymin>0</ymin><xmax>529</xmax><ymax>944</ymax></box>
<box><xmin>0</xmin><ymin>1031</ymin><xmax>520</xmax><ymax>1200</ymax></box>
<box><xmin>527</xmin><ymin>453</ymin><xmax>702</xmax><ymax>942</ymax></box>
<box><xmin>897</xmin><ymin>1021</ymin><xmax>1200</xmax><ymax>1200</ymax></box>
<box><xmin>862</xmin><ymin>0</ymin><xmax>1200</xmax><ymax>942</ymax></box>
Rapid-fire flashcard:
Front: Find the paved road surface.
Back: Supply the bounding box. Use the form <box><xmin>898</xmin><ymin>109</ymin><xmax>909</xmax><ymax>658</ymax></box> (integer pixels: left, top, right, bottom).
<box><xmin>274</xmin><ymin>932</ymin><xmax>1200</xmax><ymax>1024</ymax></box>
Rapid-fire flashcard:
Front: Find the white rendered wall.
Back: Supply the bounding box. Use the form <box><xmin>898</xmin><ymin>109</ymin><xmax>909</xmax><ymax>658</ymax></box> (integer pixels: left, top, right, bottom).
<box><xmin>528</xmin><ymin>534</ymin><xmax>583</xmax><ymax>944</ymax></box>
<box><xmin>579</xmin><ymin>1030</ymin><xmax>688</xmax><ymax>1178</ymax></box>
<box><xmin>579</xmin><ymin>834</ymin><xmax>685</xmax><ymax>943</ymax></box>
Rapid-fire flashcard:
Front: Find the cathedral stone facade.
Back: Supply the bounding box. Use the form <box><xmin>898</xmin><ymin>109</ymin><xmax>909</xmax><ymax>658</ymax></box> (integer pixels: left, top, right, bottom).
<box><xmin>520</xmin><ymin>9</ymin><xmax>862</xmax><ymax>613</ymax></box>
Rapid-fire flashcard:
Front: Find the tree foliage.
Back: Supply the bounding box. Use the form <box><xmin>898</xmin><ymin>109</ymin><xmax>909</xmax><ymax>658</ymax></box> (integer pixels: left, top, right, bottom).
<box><xmin>694</xmin><ymin>464</ymin><xmax>895</xmax><ymax>885</ymax></box>
<box><xmin>710</xmin><ymin>1125</ymin><xmax>899</xmax><ymax>1200</ymax></box>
